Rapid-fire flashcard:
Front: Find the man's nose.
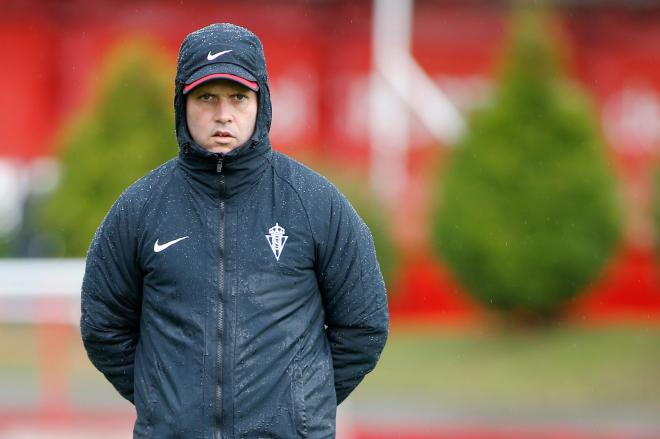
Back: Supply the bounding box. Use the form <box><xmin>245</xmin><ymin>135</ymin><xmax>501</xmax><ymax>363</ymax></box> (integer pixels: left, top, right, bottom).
<box><xmin>214</xmin><ymin>100</ymin><xmax>232</xmax><ymax>123</ymax></box>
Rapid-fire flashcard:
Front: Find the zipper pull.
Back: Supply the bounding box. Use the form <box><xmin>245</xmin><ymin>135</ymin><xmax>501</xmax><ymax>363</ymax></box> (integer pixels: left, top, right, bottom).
<box><xmin>216</xmin><ymin>157</ymin><xmax>223</xmax><ymax>173</ymax></box>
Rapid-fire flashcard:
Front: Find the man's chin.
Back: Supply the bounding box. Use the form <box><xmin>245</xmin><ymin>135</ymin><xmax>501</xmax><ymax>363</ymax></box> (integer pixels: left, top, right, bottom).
<box><xmin>204</xmin><ymin>143</ymin><xmax>237</xmax><ymax>154</ymax></box>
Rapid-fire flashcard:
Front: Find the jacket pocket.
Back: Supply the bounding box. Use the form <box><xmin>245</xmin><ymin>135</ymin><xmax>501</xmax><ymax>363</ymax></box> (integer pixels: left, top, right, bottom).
<box><xmin>290</xmin><ymin>357</ymin><xmax>308</xmax><ymax>437</ymax></box>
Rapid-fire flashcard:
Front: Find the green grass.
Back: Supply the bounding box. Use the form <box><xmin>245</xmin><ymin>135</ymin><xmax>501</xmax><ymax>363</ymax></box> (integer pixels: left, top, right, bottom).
<box><xmin>0</xmin><ymin>323</ymin><xmax>39</xmax><ymax>374</ymax></box>
<box><xmin>354</xmin><ymin>325</ymin><xmax>660</xmax><ymax>414</ymax></box>
<box><xmin>0</xmin><ymin>323</ymin><xmax>122</xmax><ymax>408</ymax></box>
<box><xmin>2</xmin><ymin>323</ymin><xmax>660</xmax><ymax>414</ymax></box>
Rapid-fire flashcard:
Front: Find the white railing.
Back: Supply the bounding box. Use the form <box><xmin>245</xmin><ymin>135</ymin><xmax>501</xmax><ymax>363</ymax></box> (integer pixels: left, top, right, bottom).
<box><xmin>0</xmin><ymin>258</ymin><xmax>84</xmax><ymax>324</ymax></box>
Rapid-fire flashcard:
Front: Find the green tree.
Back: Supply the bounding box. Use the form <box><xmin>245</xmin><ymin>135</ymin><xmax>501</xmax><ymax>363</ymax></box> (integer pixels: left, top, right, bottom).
<box><xmin>653</xmin><ymin>170</ymin><xmax>660</xmax><ymax>260</ymax></box>
<box><xmin>431</xmin><ymin>7</ymin><xmax>622</xmax><ymax>322</ymax></box>
<box><xmin>41</xmin><ymin>40</ymin><xmax>175</xmax><ymax>256</ymax></box>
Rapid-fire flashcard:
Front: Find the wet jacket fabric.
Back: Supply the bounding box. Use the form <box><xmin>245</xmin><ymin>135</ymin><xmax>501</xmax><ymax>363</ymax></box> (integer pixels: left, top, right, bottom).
<box><xmin>80</xmin><ymin>23</ymin><xmax>389</xmax><ymax>439</ymax></box>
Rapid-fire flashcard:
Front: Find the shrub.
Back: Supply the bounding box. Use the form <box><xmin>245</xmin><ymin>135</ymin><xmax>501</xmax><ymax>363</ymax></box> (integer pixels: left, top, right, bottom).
<box><xmin>40</xmin><ymin>40</ymin><xmax>175</xmax><ymax>256</ymax></box>
<box><xmin>653</xmin><ymin>170</ymin><xmax>660</xmax><ymax>260</ymax></box>
<box><xmin>431</xmin><ymin>7</ymin><xmax>622</xmax><ymax>322</ymax></box>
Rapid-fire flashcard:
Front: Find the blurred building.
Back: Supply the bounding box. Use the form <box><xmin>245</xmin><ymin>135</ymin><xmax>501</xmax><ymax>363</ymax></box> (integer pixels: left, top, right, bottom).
<box><xmin>1</xmin><ymin>0</ymin><xmax>660</xmax><ymax>322</ymax></box>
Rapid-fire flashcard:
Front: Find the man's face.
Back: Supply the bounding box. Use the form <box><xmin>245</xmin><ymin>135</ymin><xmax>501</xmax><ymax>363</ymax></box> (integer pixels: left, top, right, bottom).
<box><xmin>186</xmin><ymin>79</ymin><xmax>258</xmax><ymax>154</ymax></box>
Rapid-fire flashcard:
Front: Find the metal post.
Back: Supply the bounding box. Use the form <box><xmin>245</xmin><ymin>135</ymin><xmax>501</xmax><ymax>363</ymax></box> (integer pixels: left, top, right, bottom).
<box><xmin>370</xmin><ymin>0</ymin><xmax>465</xmax><ymax>203</ymax></box>
<box><xmin>370</xmin><ymin>0</ymin><xmax>414</xmax><ymax>202</ymax></box>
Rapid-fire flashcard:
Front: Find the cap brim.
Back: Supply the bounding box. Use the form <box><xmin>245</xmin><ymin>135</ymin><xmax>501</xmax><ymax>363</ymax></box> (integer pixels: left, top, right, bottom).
<box><xmin>183</xmin><ymin>63</ymin><xmax>259</xmax><ymax>94</ymax></box>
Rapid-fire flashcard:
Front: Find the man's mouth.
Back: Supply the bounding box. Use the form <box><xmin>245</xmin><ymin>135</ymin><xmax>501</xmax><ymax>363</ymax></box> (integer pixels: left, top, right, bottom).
<box><xmin>213</xmin><ymin>130</ymin><xmax>234</xmax><ymax>138</ymax></box>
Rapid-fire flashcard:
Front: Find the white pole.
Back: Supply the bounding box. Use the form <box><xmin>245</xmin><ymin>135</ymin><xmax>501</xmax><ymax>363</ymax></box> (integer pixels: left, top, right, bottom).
<box><xmin>370</xmin><ymin>0</ymin><xmax>414</xmax><ymax>203</ymax></box>
<box><xmin>370</xmin><ymin>0</ymin><xmax>465</xmax><ymax>203</ymax></box>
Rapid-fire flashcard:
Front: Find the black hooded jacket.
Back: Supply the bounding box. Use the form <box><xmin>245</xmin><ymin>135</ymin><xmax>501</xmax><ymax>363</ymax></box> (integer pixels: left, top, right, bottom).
<box><xmin>80</xmin><ymin>23</ymin><xmax>389</xmax><ymax>439</ymax></box>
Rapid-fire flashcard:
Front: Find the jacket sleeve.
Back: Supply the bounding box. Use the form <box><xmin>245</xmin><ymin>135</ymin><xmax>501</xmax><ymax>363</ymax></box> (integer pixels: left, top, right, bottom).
<box><xmin>316</xmin><ymin>189</ymin><xmax>389</xmax><ymax>405</ymax></box>
<box><xmin>80</xmin><ymin>197</ymin><xmax>142</xmax><ymax>403</ymax></box>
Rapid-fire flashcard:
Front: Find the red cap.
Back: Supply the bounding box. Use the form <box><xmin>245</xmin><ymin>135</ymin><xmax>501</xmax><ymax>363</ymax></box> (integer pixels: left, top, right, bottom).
<box><xmin>183</xmin><ymin>73</ymin><xmax>259</xmax><ymax>94</ymax></box>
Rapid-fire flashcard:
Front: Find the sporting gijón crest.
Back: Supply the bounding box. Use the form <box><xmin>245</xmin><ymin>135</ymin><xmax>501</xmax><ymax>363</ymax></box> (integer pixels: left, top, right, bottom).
<box><xmin>265</xmin><ymin>223</ymin><xmax>288</xmax><ymax>261</ymax></box>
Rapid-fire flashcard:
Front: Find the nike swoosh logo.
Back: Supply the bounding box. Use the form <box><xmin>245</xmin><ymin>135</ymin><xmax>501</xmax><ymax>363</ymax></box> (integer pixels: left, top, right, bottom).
<box><xmin>154</xmin><ymin>236</ymin><xmax>189</xmax><ymax>253</ymax></box>
<box><xmin>207</xmin><ymin>49</ymin><xmax>232</xmax><ymax>61</ymax></box>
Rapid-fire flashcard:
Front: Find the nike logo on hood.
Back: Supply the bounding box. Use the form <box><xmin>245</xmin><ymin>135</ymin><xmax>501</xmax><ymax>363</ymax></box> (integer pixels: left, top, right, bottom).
<box><xmin>207</xmin><ymin>50</ymin><xmax>232</xmax><ymax>60</ymax></box>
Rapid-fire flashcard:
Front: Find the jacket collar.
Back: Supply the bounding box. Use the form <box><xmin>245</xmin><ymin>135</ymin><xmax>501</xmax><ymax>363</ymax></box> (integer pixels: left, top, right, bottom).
<box><xmin>177</xmin><ymin>135</ymin><xmax>271</xmax><ymax>200</ymax></box>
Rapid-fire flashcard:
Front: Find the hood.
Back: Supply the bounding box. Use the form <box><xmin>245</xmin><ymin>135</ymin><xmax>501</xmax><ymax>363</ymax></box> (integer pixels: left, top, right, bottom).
<box><xmin>174</xmin><ymin>23</ymin><xmax>272</xmax><ymax>161</ymax></box>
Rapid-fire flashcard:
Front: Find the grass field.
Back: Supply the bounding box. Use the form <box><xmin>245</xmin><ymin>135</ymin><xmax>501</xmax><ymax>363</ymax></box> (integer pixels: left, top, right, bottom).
<box><xmin>353</xmin><ymin>324</ymin><xmax>660</xmax><ymax>428</ymax></box>
<box><xmin>1</xmin><ymin>323</ymin><xmax>660</xmax><ymax>430</ymax></box>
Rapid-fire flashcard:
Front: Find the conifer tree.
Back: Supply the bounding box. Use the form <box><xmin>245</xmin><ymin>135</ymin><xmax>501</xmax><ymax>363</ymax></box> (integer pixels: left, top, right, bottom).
<box><xmin>41</xmin><ymin>41</ymin><xmax>175</xmax><ymax>256</ymax></box>
<box><xmin>653</xmin><ymin>171</ymin><xmax>660</xmax><ymax>259</ymax></box>
<box><xmin>431</xmin><ymin>7</ymin><xmax>622</xmax><ymax>322</ymax></box>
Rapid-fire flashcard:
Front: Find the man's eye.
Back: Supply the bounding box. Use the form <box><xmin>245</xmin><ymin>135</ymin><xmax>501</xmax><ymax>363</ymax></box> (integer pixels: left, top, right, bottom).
<box><xmin>233</xmin><ymin>94</ymin><xmax>247</xmax><ymax>101</ymax></box>
<box><xmin>199</xmin><ymin>93</ymin><xmax>213</xmax><ymax>101</ymax></box>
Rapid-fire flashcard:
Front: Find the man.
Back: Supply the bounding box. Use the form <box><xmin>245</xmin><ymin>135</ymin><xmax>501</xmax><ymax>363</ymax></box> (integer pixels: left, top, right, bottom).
<box><xmin>80</xmin><ymin>23</ymin><xmax>389</xmax><ymax>438</ymax></box>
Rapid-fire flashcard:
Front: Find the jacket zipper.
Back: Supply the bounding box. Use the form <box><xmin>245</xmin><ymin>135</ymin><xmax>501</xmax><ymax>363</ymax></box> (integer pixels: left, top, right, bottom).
<box><xmin>215</xmin><ymin>156</ymin><xmax>225</xmax><ymax>439</ymax></box>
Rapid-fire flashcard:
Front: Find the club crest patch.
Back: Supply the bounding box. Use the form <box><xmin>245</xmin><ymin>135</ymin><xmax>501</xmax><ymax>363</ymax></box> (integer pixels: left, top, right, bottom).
<box><xmin>265</xmin><ymin>223</ymin><xmax>288</xmax><ymax>261</ymax></box>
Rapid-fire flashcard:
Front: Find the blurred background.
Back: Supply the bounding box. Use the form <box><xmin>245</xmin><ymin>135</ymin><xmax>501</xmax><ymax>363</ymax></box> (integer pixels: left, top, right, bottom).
<box><xmin>1</xmin><ymin>0</ymin><xmax>660</xmax><ymax>438</ymax></box>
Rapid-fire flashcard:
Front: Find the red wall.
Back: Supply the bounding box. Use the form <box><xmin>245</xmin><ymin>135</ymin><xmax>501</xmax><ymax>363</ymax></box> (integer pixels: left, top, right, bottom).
<box><xmin>3</xmin><ymin>0</ymin><xmax>660</xmax><ymax>323</ymax></box>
